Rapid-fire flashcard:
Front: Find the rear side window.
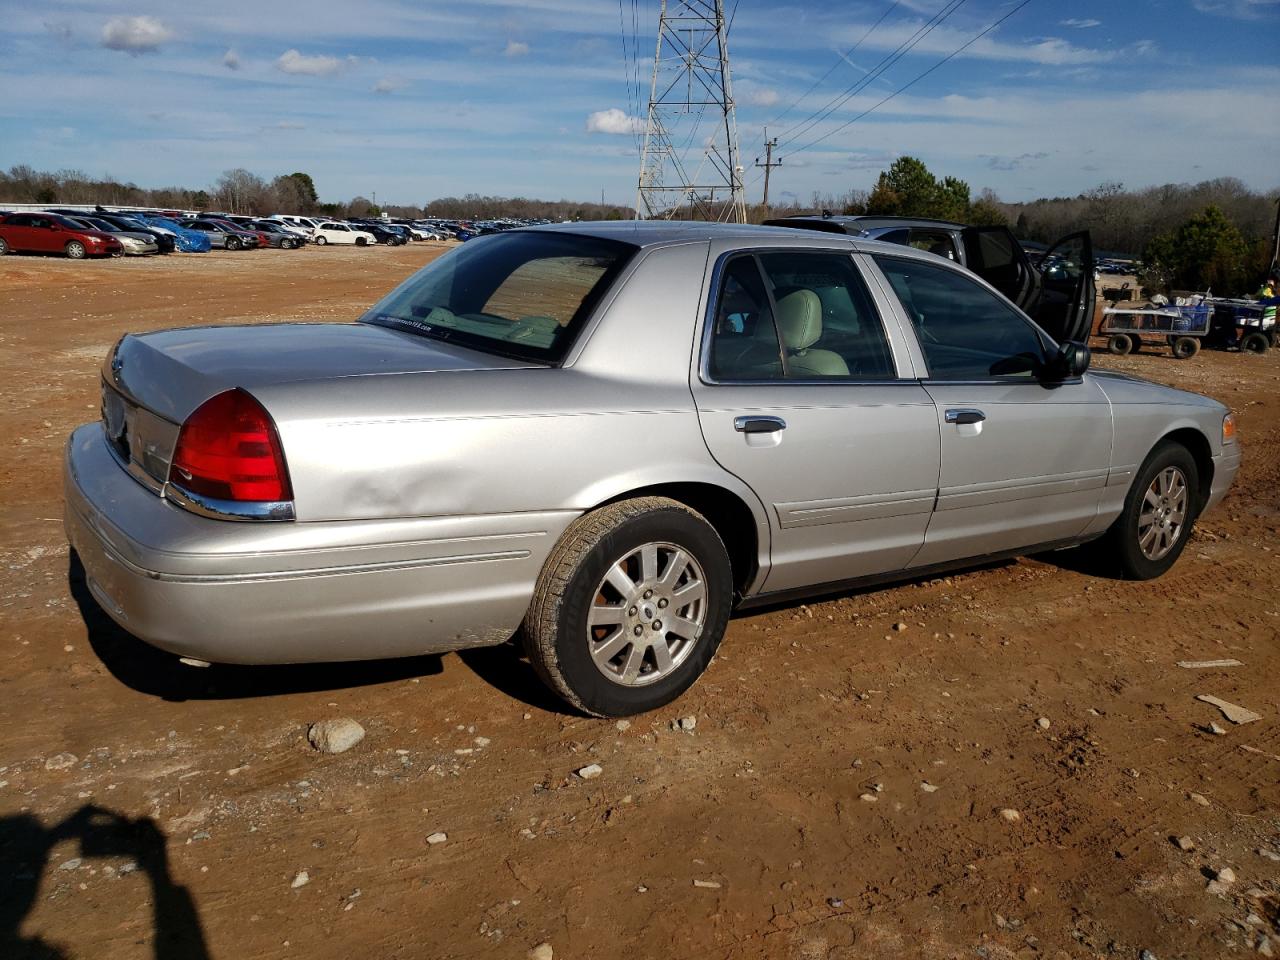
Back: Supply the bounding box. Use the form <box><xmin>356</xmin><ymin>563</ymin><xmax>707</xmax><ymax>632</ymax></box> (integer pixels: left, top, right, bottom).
<box><xmin>363</xmin><ymin>231</ymin><xmax>636</xmax><ymax>363</ymax></box>
<box><xmin>874</xmin><ymin>255</ymin><xmax>1047</xmax><ymax>380</ymax></box>
<box><xmin>707</xmin><ymin>252</ymin><xmax>896</xmax><ymax>381</ymax></box>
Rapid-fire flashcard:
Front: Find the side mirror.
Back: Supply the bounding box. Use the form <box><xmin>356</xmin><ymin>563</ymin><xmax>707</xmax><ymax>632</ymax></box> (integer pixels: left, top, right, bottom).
<box><xmin>1049</xmin><ymin>341</ymin><xmax>1090</xmax><ymax>380</ymax></box>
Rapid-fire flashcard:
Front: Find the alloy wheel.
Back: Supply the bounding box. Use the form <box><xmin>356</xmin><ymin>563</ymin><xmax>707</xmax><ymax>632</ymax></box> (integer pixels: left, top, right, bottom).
<box><xmin>586</xmin><ymin>541</ymin><xmax>707</xmax><ymax>686</ymax></box>
<box><xmin>1137</xmin><ymin>466</ymin><xmax>1188</xmax><ymax>561</ymax></box>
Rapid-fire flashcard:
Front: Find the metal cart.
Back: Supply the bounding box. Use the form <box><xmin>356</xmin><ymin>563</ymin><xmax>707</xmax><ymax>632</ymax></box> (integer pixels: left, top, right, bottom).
<box><xmin>1100</xmin><ymin>301</ymin><xmax>1212</xmax><ymax>359</ymax></box>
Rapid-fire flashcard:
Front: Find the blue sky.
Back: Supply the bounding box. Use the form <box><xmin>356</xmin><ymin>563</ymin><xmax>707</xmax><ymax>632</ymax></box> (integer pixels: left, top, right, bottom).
<box><xmin>2</xmin><ymin>0</ymin><xmax>1277</xmax><ymax>207</ymax></box>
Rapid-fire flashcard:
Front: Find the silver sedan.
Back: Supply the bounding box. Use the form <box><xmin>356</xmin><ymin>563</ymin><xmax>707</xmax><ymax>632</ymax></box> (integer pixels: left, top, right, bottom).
<box><xmin>64</xmin><ymin>223</ymin><xmax>1240</xmax><ymax>716</ymax></box>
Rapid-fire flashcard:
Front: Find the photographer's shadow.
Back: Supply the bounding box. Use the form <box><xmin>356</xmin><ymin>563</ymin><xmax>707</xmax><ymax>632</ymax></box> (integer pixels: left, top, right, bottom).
<box><xmin>0</xmin><ymin>806</ymin><xmax>209</xmax><ymax>960</ymax></box>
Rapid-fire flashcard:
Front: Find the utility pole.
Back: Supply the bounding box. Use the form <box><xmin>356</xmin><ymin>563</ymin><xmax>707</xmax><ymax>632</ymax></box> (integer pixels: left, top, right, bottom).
<box><xmin>1271</xmin><ymin>196</ymin><xmax>1279</xmax><ymax>271</ymax></box>
<box><xmin>636</xmin><ymin>0</ymin><xmax>746</xmax><ymax>223</ymax></box>
<box><xmin>755</xmin><ymin>132</ymin><xmax>781</xmax><ymax>209</ymax></box>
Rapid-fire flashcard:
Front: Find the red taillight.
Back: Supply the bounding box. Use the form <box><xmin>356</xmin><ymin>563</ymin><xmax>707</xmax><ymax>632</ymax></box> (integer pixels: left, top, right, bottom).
<box><xmin>169</xmin><ymin>389</ymin><xmax>293</xmax><ymax>502</ymax></box>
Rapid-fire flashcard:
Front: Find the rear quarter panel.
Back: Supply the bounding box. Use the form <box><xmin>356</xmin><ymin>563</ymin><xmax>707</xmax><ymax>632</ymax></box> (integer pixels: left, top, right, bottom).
<box><xmin>254</xmin><ymin>240</ymin><xmax>768</xmax><ymax>532</ymax></box>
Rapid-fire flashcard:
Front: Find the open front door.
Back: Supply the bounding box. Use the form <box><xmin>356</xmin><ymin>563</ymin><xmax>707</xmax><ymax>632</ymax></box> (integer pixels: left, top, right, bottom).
<box><xmin>1032</xmin><ymin>231</ymin><xmax>1095</xmax><ymax>343</ymax></box>
<box><xmin>960</xmin><ymin>226</ymin><xmax>1039</xmax><ymax>313</ymax></box>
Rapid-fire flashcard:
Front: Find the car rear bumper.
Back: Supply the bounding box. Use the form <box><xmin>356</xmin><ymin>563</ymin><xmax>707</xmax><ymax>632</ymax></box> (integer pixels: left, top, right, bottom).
<box><xmin>1205</xmin><ymin>444</ymin><xmax>1241</xmax><ymax>513</ymax></box>
<box><xmin>64</xmin><ymin>423</ymin><xmax>576</xmax><ymax>665</ymax></box>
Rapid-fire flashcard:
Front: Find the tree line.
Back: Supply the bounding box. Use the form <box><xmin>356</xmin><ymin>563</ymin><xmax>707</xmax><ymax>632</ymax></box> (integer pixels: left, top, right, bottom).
<box><xmin>3</xmin><ymin>160</ymin><xmax>1273</xmax><ymax>295</ymax></box>
<box><xmin>754</xmin><ymin>157</ymin><xmax>1276</xmax><ymax>296</ymax></box>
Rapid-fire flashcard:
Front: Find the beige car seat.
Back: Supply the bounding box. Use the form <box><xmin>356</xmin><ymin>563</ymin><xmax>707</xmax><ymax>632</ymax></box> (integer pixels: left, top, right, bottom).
<box><xmin>775</xmin><ymin>289</ymin><xmax>849</xmax><ymax>377</ymax></box>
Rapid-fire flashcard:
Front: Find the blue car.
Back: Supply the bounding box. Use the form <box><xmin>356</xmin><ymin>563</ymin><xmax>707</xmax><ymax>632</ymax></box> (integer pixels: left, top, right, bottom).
<box><xmin>132</xmin><ymin>214</ymin><xmax>212</xmax><ymax>253</ymax></box>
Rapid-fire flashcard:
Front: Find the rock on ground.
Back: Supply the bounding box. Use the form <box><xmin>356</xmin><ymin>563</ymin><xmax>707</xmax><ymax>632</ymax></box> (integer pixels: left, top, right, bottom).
<box><xmin>307</xmin><ymin>718</ymin><xmax>366</xmax><ymax>754</ymax></box>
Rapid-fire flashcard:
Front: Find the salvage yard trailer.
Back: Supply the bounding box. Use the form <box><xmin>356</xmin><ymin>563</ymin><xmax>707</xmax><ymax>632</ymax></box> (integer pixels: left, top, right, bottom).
<box><xmin>1102</xmin><ymin>297</ymin><xmax>1275</xmax><ymax>358</ymax></box>
<box><xmin>1101</xmin><ymin>301</ymin><xmax>1212</xmax><ymax>359</ymax></box>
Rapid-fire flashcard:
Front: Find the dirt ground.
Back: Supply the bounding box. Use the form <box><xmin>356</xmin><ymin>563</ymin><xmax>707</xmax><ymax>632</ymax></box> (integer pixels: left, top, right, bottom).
<box><xmin>1</xmin><ymin>245</ymin><xmax>1277</xmax><ymax>960</ymax></box>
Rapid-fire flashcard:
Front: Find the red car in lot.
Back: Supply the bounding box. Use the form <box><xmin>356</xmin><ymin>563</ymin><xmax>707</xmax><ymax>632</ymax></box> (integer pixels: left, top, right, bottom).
<box><xmin>0</xmin><ymin>212</ymin><xmax>124</xmax><ymax>259</ymax></box>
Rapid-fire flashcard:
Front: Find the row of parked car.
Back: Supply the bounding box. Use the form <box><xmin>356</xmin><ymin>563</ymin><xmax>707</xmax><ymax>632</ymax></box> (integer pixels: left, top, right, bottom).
<box><xmin>0</xmin><ymin>206</ymin><xmax>563</xmax><ymax>260</ymax></box>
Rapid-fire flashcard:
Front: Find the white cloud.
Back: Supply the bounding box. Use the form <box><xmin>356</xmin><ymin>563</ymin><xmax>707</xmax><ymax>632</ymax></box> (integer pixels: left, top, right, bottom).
<box><xmin>503</xmin><ymin>40</ymin><xmax>529</xmax><ymax>57</ymax></box>
<box><xmin>1192</xmin><ymin>0</ymin><xmax>1280</xmax><ymax>18</ymax></box>
<box><xmin>585</xmin><ymin>107</ymin><xmax>644</xmax><ymax>135</ymax></box>
<box><xmin>223</xmin><ymin>48</ymin><xmax>241</xmax><ymax>70</ymax></box>
<box><xmin>1059</xmin><ymin>18</ymin><xmax>1102</xmax><ymax>28</ymax></box>
<box><xmin>741</xmin><ymin>86</ymin><xmax>780</xmax><ymax>108</ymax></box>
<box><xmin>100</xmin><ymin>16</ymin><xmax>172</xmax><ymax>55</ymax></box>
<box><xmin>276</xmin><ymin>49</ymin><xmax>346</xmax><ymax>76</ymax></box>
<box><xmin>373</xmin><ymin>77</ymin><xmax>406</xmax><ymax>94</ymax></box>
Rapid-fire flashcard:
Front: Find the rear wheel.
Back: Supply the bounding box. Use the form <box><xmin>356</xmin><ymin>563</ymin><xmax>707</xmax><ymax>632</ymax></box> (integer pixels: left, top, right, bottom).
<box><xmin>1241</xmin><ymin>332</ymin><xmax>1269</xmax><ymax>354</ymax></box>
<box><xmin>523</xmin><ymin>497</ymin><xmax>733</xmax><ymax>717</ymax></box>
<box><xmin>0</xmin><ymin>237</ymin><xmax>8</xmax><ymax>255</ymax></box>
<box><xmin>1107</xmin><ymin>334</ymin><xmax>1133</xmax><ymax>356</ymax></box>
<box><xmin>1100</xmin><ymin>442</ymin><xmax>1199</xmax><ymax>580</ymax></box>
<box><xmin>1171</xmin><ymin>336</ymin><xmax>1201</xmax><ymax>359</ymax></box>
<box><xmin>64</xmin><ymin>241</ymin><xmax>87</xmax><ymax>259</ymax></box>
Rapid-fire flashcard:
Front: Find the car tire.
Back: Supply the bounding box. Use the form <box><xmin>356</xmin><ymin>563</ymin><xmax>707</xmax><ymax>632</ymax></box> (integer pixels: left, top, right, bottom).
<box><xmin>65</xmin><ymin>241</ymin><xmax>87</xmax><ymax>260</ymax></box>
<box><xmin>225</xmin><ymin>237</ymin><xmax>240</xmax><ymax>251</ymax></box>
<box><xmin>0</xmin><ymin>237</ymin><xmax>8</xmax><ymax>256</ymax></box>
<box><xmin>1106</xmin><ymin>334</ymin><xmax>1132</xmax><ymax>356</ymax></box>
<box><xmin>355</xmin><ymin>237</ymin><xmax>368</xmax><ymax>247</ymax></box>
<box><xmin>316</xmin><ymin>236</ymin><xmax>327</xmax><ymax>245</ymax></box>
<box><xmin>1100</xmin><ymin>442</ymin><xmax>1199</xmax><ymax>581</ymax></box>
<box><xmin>1171</xmin><ymin>336</ymin><xmax>1201</xmax><ymax>359</ymax></box>
<box><xmin>523</xmin><ymin>497</ymin><xmax>733</xmax><ymax>717</ymax></box>
<box><xmin>1241</xmin><ymin>332</ymin><xmax>1269</xmax><ymax>354</ymax></box>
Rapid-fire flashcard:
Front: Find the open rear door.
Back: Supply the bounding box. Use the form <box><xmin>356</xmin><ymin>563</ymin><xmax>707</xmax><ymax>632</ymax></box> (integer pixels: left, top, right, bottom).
<box><xmin>1031</xmin><ymin>231</ymin><xmax>1095</xmax><ymax>343</ymax></box>
<box><xmin>960</xmin><ymin>226</ymin><xmax>1038</xmax><ymax>313</ymax></box>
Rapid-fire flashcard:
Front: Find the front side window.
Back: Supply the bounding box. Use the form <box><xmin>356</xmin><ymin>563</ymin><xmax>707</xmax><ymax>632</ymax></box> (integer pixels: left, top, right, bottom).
<box><xmin>874</xmin><ymin>255</ymin><xmax>1047</xmax><ymax>380</ymax></box>
<box><xmin>363</xmin><ymin>231</ymin><xmax>635</xmax><ymax>363</ymax></box>
<box><xmin>707</xmin><ymin>251</ymin><xmax>896</xmax><ymax>381</ymax></box>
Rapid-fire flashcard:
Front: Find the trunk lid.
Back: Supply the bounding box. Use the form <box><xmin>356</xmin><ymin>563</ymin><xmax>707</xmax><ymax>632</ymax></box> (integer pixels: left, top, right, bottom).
<box><xmin>101</xmin><ymin>321</ymin><xmax>535</xmax><ymax>490</ymax></box>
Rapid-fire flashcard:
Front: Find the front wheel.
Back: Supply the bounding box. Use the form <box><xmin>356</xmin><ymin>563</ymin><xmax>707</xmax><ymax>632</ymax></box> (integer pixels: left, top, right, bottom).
<box><xmin>1100</xmin><ymin>442</ymin><xmax>1199</xmax><ymax>580</ymax></box>
<box><xmin>225</xmin><ymin>237</ymin><xmax>241</xmax><ymax>251</ymax></box>
<box><xmin>523</xmin><ymin>497</ymin><xmax>733</xmax><ymax>717</ymax></box>
<box><xmin>315</xmin><ymin>235</ymin><xmax>327</xmax><ymax>245</ymax></box>
<box><xmin>1106</xmin><ymin>333</ymin><xmax>1132</xmax><ymax>356</ymax></box>
<box><xmin>355</xmin><ymin>237</ymin><xmax>368</xmax><ymax>247</ymax></box>
<box><xmin>65</xmin><ymin>241</ymin><xmax>87</xmax><ymax>259</ymax></box>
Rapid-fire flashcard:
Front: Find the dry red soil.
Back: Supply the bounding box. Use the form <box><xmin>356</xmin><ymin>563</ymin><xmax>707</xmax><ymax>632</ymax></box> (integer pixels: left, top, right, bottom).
<box><xmin>1</xmin><ymin>245</ymin><xmax>1277</xmax><ymax>960</ymax></box>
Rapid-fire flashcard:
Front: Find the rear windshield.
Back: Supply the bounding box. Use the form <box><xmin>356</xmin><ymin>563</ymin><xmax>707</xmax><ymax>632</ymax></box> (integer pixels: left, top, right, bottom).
<box><xmin>362</xmin><ymin>231</ymin><xmax>636</xmax><ymax>363</ymax></box>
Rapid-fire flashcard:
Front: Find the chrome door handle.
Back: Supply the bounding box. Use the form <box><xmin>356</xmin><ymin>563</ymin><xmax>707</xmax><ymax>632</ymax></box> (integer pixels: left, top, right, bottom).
<box><xmin>734</xmin><ymin>415</ymin><xmax>787</xmax><ymax>434</ymax></box>
<box><xmin>945</xmin><ymin>408</ymin><xmax>986</xmax><ymax>425</ymax></box>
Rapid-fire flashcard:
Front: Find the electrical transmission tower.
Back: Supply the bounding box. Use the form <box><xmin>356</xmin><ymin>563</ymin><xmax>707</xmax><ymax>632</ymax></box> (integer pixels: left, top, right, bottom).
<box><xmin>635</xmin><ymin>0</ymin><xmax>746</xmax><ymax>223</ymax></box>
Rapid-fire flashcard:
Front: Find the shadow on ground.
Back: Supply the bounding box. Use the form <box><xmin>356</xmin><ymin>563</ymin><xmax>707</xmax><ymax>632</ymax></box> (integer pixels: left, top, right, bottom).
<box><xmin>0</xmin><ymin>806</ymin><xmax>209</xmax><ymax>960</ymax></box>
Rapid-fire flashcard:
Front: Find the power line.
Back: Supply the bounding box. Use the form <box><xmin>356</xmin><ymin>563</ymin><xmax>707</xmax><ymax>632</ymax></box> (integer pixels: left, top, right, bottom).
<box><xmin>764</xmin><ymin>0</ymin><xmax>901</xmax><ymax>132</ymax></box>
<box><xmin>789</xmin><ymin>0</ymin><xmax>1034</xmax><ymax>156</ymax></box>
<box><xmin>776</xmin><ymin>0</ymin><xmax>969</xmax><ymax>149</ymax></box>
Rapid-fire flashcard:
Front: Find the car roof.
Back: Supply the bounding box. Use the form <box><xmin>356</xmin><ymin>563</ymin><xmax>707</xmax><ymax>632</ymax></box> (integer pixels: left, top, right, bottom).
<box><xmin>519</xmin><ymin>219</ymin><xmax>944</xmax><ymax>263</ymax></box>
<box><xmin>770</xmin><ymin>214</ymin><xmax>969</xmax><ymax>232</ymax></box>
<box><xmin>525</xmin><ymin>219</ymin><xmax>865</xmax><ymax>248</ymax></box>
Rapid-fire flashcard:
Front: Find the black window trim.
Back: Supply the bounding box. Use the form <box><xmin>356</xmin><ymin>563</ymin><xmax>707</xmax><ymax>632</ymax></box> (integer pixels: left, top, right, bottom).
<box><xmin>698</xmin><ymin>247</ymin><xmax>912</xmax><ymax>387</ymax></box>
<box><xmin>868</xmin><ymin>252</ymin><xmax>1070</xmax><ymax>387</ymax></box>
